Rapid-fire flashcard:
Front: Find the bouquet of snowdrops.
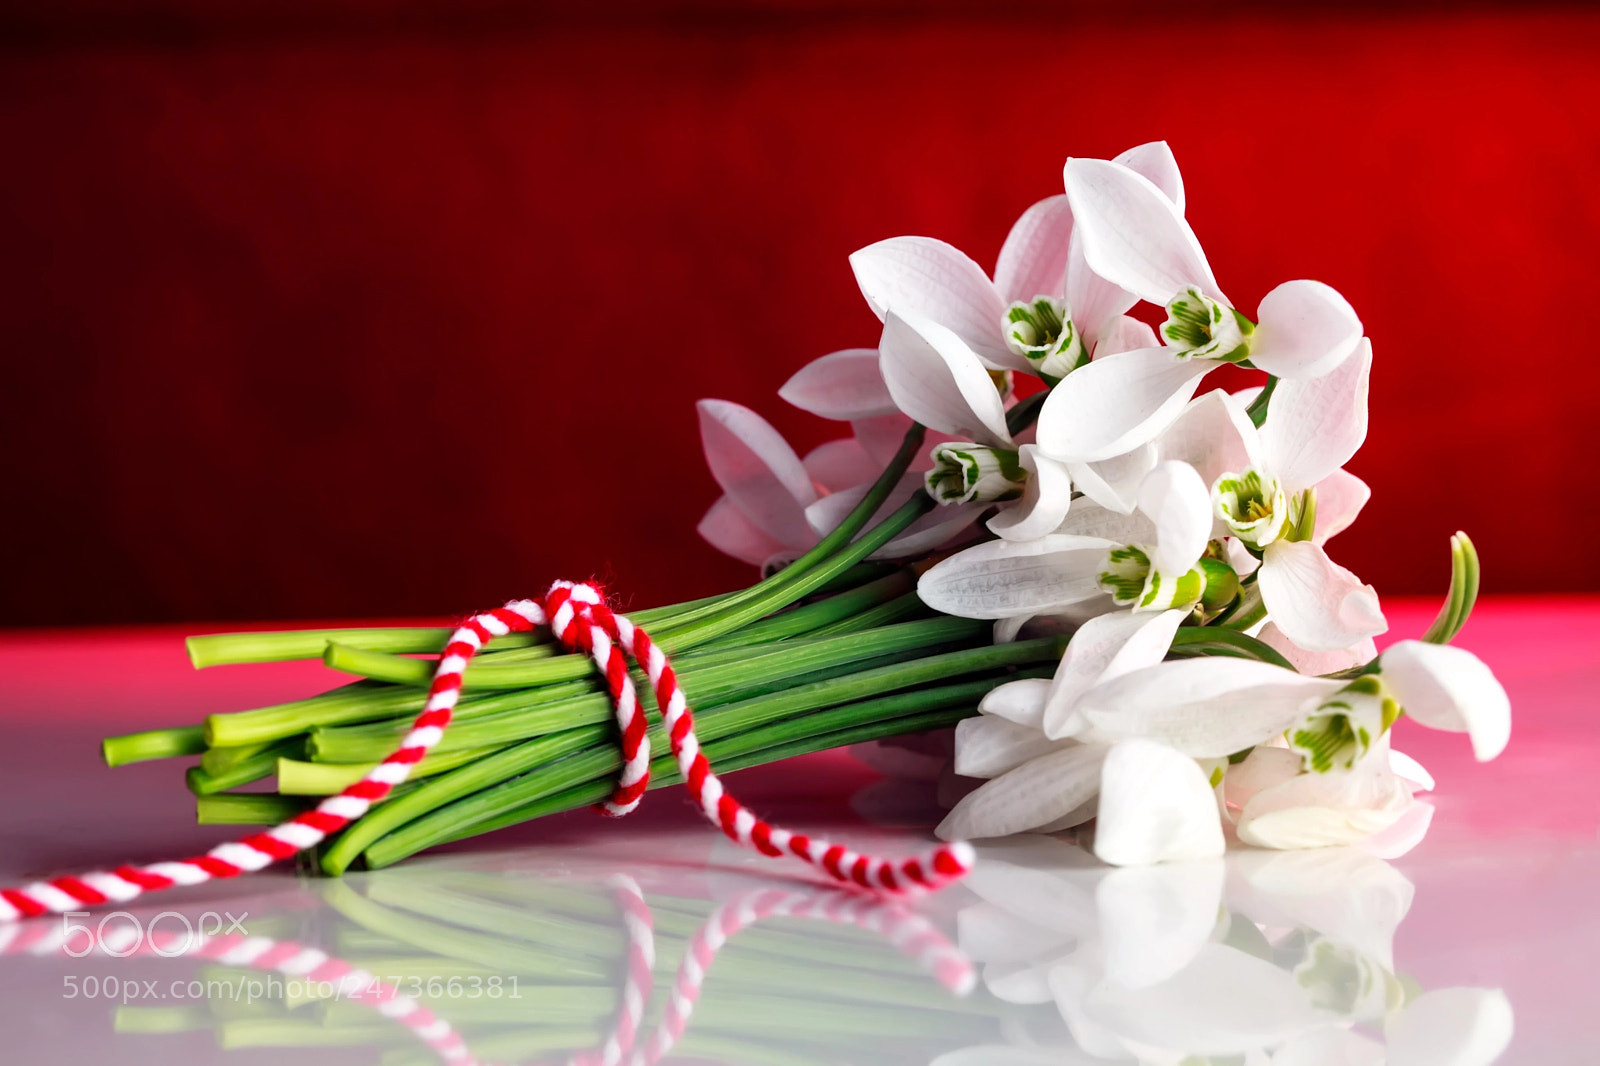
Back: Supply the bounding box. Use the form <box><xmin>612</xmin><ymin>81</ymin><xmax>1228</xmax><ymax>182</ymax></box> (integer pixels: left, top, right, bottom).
<box><xmin>106</xmin><ymin>141</ymin><xmax>1509</xmax><ymax>871</ymax></box>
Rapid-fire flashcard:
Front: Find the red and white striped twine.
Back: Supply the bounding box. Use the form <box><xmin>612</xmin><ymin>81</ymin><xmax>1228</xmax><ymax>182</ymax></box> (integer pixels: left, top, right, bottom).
<box><xmin>0</xmin><ymin>582</ymin><xmax>974</xmax><ymax>923</ymax></box>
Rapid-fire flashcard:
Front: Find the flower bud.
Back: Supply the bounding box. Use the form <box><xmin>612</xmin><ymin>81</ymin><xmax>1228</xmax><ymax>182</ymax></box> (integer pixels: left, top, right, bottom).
<box><xmin>1003</xmin><ymin>296</ymin><xmax>1087</xmax><ymax>383</ymax></box>
<box><xmin>1162</xmin><ymin>286</ymin><xmax>1253</xmax><ymax>362</ymax></box>
<box><xmin>924</xmin><ymin>443</ymin><xmax>1026</xmax><ymax>505</ymax></box>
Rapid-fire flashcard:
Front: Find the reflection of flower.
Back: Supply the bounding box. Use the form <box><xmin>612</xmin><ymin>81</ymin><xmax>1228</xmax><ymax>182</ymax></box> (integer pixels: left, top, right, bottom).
<box><xmin>942</xmin><ymin>837</ymin><xmax>1514</xmax><ymax>1066</ymax></box>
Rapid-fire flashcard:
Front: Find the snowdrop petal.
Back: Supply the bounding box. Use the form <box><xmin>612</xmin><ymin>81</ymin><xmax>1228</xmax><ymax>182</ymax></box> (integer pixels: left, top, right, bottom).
<box><xmin>697</xmin><ymin>399</ymin><xmax>818</xmax><ymax>545</ymax></box>
<box><xmin>1313</xmin><ymin>469</ymin><xmax>1371</xmax><ymax>544</ymax></box>
<box><xmin>1273</xmin><ymin>1027</ymin><xmax>1387</xmax><ymax>1066</ymax></box>
<box><xmin>1235</xmin><ymin>760</ymin><xmax>1414</xmax><ymax>850</ymax></box>
<box><xmin>936</xmin><ymin>743</ymin><xmax>1108</xmax><ymax>841</ymax></box>
<box><xmin>1036</xmin><ymin>346</ymin><xmax>1210</xmax><ymax>463</ymax></box>
<box><xmin>1386</xmin><ymin>988</ymin><xmax>1514</xmax><ymax>1066</ymax></box>
<box><xmin>990</xmin><ymin>445</ymin><xmax>1075</xmax><ymax>542</ymax></box>
<box><xmin>1091</xmin><ymin>314</ymin><xmax>1160</xmax><ymax>358</ymax></box>
<box><xmin>994</xmin><ymin>194</ymin><xmax>1074</xmax><ymax>305</ymax></box>
<box><xmin>1138</xmin><ymin>460</ymin><xmax>1213</xmax><ymax>578</ymax></box>
<box><xmin>880</xmin><ymin>310</ymin><xmax>1014</xmax><ymax>447</ymax></box>
<box><xmin>1262</xmin><ymin>339</ymin><xmax>1371</xmax><ymax>494</ymax></box>
<box><xmin>1256</xmin><ymin>622</ymin><xmax>1376</xmax><ymax>676</ymax></box>
<box><xmin>804</xmin><ymin>471</ymin><xmax>918</xmax><ymax>539</ymax></box>
<box><xmin>1258</xmin><ymin>540</ymin><xmax>1387</xmax><ymax>652</ymax></box>
<box><xmin>1094</xmin><ymin>739</ymin><xmax>1226</xmax><ymax>866</ymax></box>
<box><xmin>979</xmin><ymin>677</ymin><xmax>1052</xmax><ymax>729</ymax></box>
<box><xmin>1068</xmin><ymin>444</ymin><xmax>1156</xmax><ymax>515</ymax></box>
<box><xmin>919</xmin><ymin>535</ymin><xmax>1117</xmax><ymax>620</ymax></box>
<box><xmin>873</xmin><ymin>501</ymin><xmax>984</xmax><ymax>560</ymax></box>
<box><xmin>1389</xmin><ymin>748</ymin><xmax>1435</xmax><ymax>792</ymax></box>
<box><xmin>1064</xmin><ymin>157</ymin><xmax>1221</xmax><ymax>306</ymax></box>
<box><xmin>1096</xmin><ymin>859</ymin><xmax>1225</xmax><ymax>988</ymax></box>
<box><xmin>1056</xmin><ymin>498</ymin><xmax>1158</xmax><ymax>543</ymax></box>
<box><xmin>954</xmin><ymin>714</ymin><xmax>1066</xmax><ymax>779</ymax></box>
<box><xmin>1115</xmin><ymin>139</ymin><xmax>1186</xmax><ymax>213</ymax></box>
<box><xmin>1153</xmin><ymin>388</ymin><xmax>1262</xmax><ymax>488</ymax></box>
<box><xmin>696</xmin><ymin>495</ymin><xmax>793</xmax><ymax>567</ymax></box>
<box><xmin>1065</xmin><ymin>228</ymin><xmax>1138</xmax><ymax>348</ymax></box>
<box><xmin>800</xmin><ymin>437</ymin><xmax>877</xmax><ymax>494</ymax></box>
<box><xmin>1378</xmin><ymin>641</ymin><xmax>1512</xmax><ymax>761</ymax></box>
<box><xmin>779</xmin><ymin>347</ymin><xmax>899</xmax><ymax>421</ymax></box>
<box><xmin>1249</xmin><ymin>280</ymin><xmax>1363</xmax><ymax>380</ymax></box>
<box><xmin>850</xmin><ymin>412</ymin><xmax>917</xmax><ymax>466</ymax></box>
<box><xmin>1358</xmin><ymin>800</ymin><xmax>1435</xmax><ymax>860</ymax></box>
<box><xmin>1081</xmin><ymin>659</ymin><xmax>1345</xmax><ymax>757</ymax></box>
<box><xmin>851</xmin><ymin>236</ymin><xmax>1023</xmax><ymax>370</ymax></box>
<box><xmin>1223</xmin><ymin>745</ymin><xmax>1302</xmax><ymax>812</ymax></box>
<box><xmin>1042</xmin><ymin>609</ymin><xmax>1187</xmax><ymax>740</ymax></box>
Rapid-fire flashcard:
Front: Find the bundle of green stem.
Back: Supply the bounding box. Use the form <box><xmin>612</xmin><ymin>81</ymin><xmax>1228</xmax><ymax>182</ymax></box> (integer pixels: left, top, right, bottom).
<box><xmin>102</xmin><ymin>419</ymin><xmax>1063</xmax><ymax>877</ymax></box>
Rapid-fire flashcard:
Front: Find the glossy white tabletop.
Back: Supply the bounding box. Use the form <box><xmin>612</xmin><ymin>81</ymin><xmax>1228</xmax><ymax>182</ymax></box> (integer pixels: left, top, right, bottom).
<box><xmin>1</xmin><ymin>596</ymin><xmax>1594</xmax><ymax>1064</ymax></box>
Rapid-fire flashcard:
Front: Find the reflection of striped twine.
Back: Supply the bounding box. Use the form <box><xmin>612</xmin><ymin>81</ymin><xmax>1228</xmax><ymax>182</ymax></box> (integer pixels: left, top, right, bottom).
<box><xmin>0</xmin><ymin>581</ymin><xmax>971</xmax><ymax>923</ymax></box>
<box><xmin>0</xmin><ymin>879</ymin><xmax>974</xmax><ymax>1066</ymax></box>
<box><xmin>0</xmin><ymin>916</ymin><xmax>478</xmax><ymax>1064</ymax></box>
<box><xmin>631</xmin><ymin>887</ymin><xmax>976</xmax><ymax>1066</ymax></box>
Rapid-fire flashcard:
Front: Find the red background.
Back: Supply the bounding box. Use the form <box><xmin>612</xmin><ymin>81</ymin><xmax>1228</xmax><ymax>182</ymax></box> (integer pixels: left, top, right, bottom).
<box><xmin>2</xmin><ymin>2</ymin><xmax>1597</xmax><ymax>626</ymax></box>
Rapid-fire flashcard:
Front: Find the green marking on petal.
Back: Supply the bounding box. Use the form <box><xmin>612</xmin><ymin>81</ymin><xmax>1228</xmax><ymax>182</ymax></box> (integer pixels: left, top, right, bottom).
<box><xmin>1161</xmin><ymin>286</ymin><xmax>1253</xmax><ymax>362</ymax></box>
<box><xmin>1003</xmin><ymin>296</ymin><xmax>1087</xmax><ymax>383</ymax></box>
<box><xmin>1099</xmin><ymin>545</ymin><xmax>1151</xmax><ymax>605</ymax></box>
<box><xmin>1213</xmin><ymin>467</ymin><xmax>1287</xmax><ymax>549</ymax></box>
<box><xmin>924</xmin><ymin>442</ymin><xmax>1027</xmax><ymax>505</ymax></box>
<box><xmin>1288</xmin><ymin>676</ymin><xmax>1400</xmax><ymax>773</ymax></box>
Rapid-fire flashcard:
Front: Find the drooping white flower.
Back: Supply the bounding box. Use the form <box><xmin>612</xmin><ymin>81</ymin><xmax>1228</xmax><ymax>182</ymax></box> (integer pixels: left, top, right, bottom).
<box><xmin>849</xmin><ymin>141</ymin><xmax>1187</xmax><ymax>377</ymax></box>
<box><xmin>918</xmin><ymin>459</ymin><xmax>1219</xmax><ymax>623</ymax></box>
<box><xmin>1112</xmin><ymin>344</ymin><xmax>1384</xmax><ymax>653</ymax></box>
<box><xmin>936</xmin><ymin>609</ymin><xmax>1187</xmax><ymax>841</ymax></box>
<box><xmin>1036</xmin><ymin>156</ymin><xmax>1365</xmax><ymax>463</ymax></box>
<box><xmin>694</xmin><ymin>398</ymin><xmax>978</xmax><ymax>568</ymax></box>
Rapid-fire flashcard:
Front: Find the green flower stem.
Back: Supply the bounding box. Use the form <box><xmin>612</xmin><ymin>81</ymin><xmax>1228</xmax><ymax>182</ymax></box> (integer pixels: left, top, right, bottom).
<box><xmin>1245</xmin><ymin>376</ymin><xmax>1278</xmax><ymax>428</ymax></box>
<box><xmin>204</xmin><ymin>676</ymin><xmax>597</xmax><ymax>749</ymax></box>
<box><xmin>1422</xmin><ymin>531</ymin><xmax>1480</xmax><ymax>645</ymax></box>
<box><xmin>362</xmin><ymin>661</ymin><xmax>1056</xmax><ymax>871</ymax></box>
<box><xmin>321</xmin><ymin>637</ymin><xmax>1046</xmax><ymax>875</ymax></box>
<box><xmin>277</xmin><ymin>746</ymin><xmax>503</xmax><ymax>795</ymax></box>
<box><xmin>650</xmin><ymin>425</ymin><xmax>928</xmax><ymax>637</ymax></box>
<box><xmin>375</xmin><ymin>701</ymin><xmax>991</xmax><ymax>870</ymax></box>
<box><xmin>309</xmin><ymin>616</ymin><xmax>990</xmax><ymax>763</ymax></box>
<box><xmin>320</xmin><ymin>570</ymin><xmax>915</xmax><ymax>690</ymax></box>
<box><xmin>196</xmin><ymin>792</ymin><xmax>313</xmax><ymax>825</ymax></box>
<box><xmin>199</xmin><ymin>740</ymin><xmax>277</xmax><ymax>777</ymax></box>
<box><xmin>657</xmin><ymin>491</ymin><xmax>938</xmax><ymax>654</ymax></box>
<box><xmin>187</xmin><ymin>627</ymin><xmax>540</xmax><ymax>670</ymax></box>
<box><xmin>182</xmin><ymin>586</ymin><xmax>758</xmax><ymax>671</ymax></box>
<box><xmin>1167</xmin><ymin>626</ymin><xmax>1294</xmax><ymax>670</ymax></box>
<box><xmin>102</xmin><ymin>725</ymin><xmax>208</xmax><ymax>767</ymax></box>
<box><xmin>184</xmin><ymin>738</ymin><xmax>304</xmax><ymax>795</ymax></box>
<box><xmin>1005</xmin><ymin>387</ymin><xmax>1051</xmax><ymax>435</ymax></box>
<box><xmin>310</xmin><ymin>646</ymin><xmax>931</xmax><ymax>766</ymax></box>
<box><xmin>1215</xmin><ymin>576</ymin><xmax>1268</xmax><ymax>633</ymax></box>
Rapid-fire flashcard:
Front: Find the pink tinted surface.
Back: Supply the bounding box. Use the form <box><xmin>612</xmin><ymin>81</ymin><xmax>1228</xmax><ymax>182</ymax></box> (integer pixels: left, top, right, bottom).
<box><xmin>0</xmin><ymin>595</ymin><xmax>1593</xmax><ymax>1061</ymax></box>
